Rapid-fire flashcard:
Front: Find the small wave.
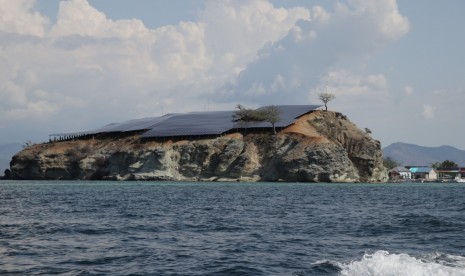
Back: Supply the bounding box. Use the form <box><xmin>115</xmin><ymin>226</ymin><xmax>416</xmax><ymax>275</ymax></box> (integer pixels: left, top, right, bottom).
<box><xmin>206</xmin><ymin>265</ymin><xmax>266</xmax><ymax>276</ymax></box>
<box><xmin>309</xmin><ymin>260</ymin><xmax>343</xmax><ymax>275</ymax></box>
<box><xmin>396</xmin><ymin>213</ymin><xmax>464</xmax><ymax>234</ymax></box>
<box><xmin>340</xmin><ymin>251</ymin><xmax>465</xmax><ymax>276</ymax></box>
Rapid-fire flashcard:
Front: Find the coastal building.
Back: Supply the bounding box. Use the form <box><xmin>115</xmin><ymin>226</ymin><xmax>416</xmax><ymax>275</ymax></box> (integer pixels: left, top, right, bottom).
<box><xmin>435</xmin><ymin>167</ymin><xmax>461</xmax><ymax>180</ymax></box>
<box><xmin>388</xmin><ymin>166</ymin><xmax>411</xmax><ymax>180</ymax></box>
<box><xmin>409</xmin><ymin>167</ymin><xmax>437</xmax><ymax>180</ymax></box>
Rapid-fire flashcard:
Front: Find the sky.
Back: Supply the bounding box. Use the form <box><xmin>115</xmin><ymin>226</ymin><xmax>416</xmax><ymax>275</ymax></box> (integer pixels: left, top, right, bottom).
<box><xmin>1</xmin><ymin>0</ymin><xmax>464</xmax><ymax>150</ymax></box>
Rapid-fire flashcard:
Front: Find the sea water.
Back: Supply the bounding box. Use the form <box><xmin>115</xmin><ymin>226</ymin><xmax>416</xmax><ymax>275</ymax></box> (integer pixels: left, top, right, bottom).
<box><xmin>1</xmin><ymin>181</ymin><xmax>465</xmax><ymax>275</ymax></box>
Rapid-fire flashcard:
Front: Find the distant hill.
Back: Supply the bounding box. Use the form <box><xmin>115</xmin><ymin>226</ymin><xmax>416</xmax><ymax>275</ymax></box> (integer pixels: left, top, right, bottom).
<box><xmin>383</xmin><ymin>142</ymin><xmax>465</xmax><ymax>166</ymax></box>
<box><xmin>0</xmin><ymin>143</ymin><xmax>22</xmax><ymax>174</ymax></box>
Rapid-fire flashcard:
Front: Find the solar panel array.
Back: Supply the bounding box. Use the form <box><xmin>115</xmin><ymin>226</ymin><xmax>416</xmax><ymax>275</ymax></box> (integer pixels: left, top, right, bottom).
<box><xmin>140</xmin><ymin>111</ymin><xmax>236</xmax><ymax>138</ymax></box>
<box><xmin>50</xmin><ymin>105</ymin><xmax>322</xmax><ymax>139</ymax></box>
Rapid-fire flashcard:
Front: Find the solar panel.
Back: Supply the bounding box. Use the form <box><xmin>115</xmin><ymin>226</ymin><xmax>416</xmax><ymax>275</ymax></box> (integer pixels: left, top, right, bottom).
<box><xmin>51</xmin><ymin>105</ymin><xmax>322</xmax><ymax>139</ymax></box>
<box><xmin>49</xmin><ymin>123</ymin><xmax>120</xmax><ymax>137</ymax></box>
<box><xmin>140</xmin><ymin>111</ymin><xmax>235</xmax><ymax>138</ymax></box>
<box><xmin>102</xmin><ymin>115</ymin><xmax>175</xmax><ymax>133</ymax></box>
<box><xmin>123</xmin><ymin>115</ymin><xmax>176</xmax><ymax>132</ymax></box>
<box><xmin>50</xmin><ymin>115</ymin><xmax>176</xmax><ymax>137</ymax></box>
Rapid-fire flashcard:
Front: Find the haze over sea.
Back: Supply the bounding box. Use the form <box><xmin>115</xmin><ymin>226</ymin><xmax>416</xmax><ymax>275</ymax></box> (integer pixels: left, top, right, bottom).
<box><xmin>1</xmin><ymin>181</ymin><xmax>465</xmax><ymax>275</ymax></box>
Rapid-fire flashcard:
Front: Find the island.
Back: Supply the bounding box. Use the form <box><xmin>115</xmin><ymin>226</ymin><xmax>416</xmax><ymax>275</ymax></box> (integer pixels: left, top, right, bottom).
<box><xmin>7</xmin><ymin>105</ymin><xmax>388</xmax><ymax>182</ymax></box>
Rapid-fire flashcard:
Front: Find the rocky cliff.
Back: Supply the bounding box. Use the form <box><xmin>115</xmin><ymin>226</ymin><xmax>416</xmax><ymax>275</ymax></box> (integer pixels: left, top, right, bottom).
<box><xmin>8</xmin><ymin>111</ymin><xmax>388</xmax><ymax>182</ymax></box>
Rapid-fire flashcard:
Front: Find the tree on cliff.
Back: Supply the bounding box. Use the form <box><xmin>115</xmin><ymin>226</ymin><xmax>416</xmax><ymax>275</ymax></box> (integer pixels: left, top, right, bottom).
<box><xmin>318</xmin><ymin>92</ymin><xmax>336</xmax><ymax>111</ymax></box>
<box><xmin>233</xmin><ymin>105</ymin><xmax>281</xmax><ymax>134</ymax></box>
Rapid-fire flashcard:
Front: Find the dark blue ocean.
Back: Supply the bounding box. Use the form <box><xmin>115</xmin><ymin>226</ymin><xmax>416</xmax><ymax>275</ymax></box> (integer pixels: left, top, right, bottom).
<box><xmin>1</xmin><ymin>181</ymin><xmax>465</xmax><ymax>276</ymax></box>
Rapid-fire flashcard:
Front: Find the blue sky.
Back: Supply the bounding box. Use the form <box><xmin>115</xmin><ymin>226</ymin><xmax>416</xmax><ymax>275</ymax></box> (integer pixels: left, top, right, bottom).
<box><xmin>1</xmin><ymin>0</ymin><xmax>464</xmax><ymax>149</ymax></box>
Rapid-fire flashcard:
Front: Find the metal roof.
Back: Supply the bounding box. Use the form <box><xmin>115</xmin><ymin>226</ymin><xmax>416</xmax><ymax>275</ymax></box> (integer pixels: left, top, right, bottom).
<box><xmin>390</xmin><ymin>166</ymin><xmax>410</xmax><ymax>173</ymax></box>
<box><xmin>409</xmin><ymin>167</ymin><xmax>434</xmax><ymax>173</ymax></box>
<box><xmin>51</xmin><ymin>105</ymin><xmax>322</xmax><ymax>138</ymax></box>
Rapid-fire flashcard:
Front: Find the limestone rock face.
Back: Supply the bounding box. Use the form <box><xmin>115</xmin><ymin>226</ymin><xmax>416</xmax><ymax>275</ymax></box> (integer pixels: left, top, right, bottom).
<box><xmin>9</xmin><ymin>111</ymin><xmax>388</xmax><ymax>182</ymax></box>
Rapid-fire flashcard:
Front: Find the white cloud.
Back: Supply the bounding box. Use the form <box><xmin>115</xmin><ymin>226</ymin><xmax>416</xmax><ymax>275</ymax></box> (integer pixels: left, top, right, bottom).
<box><xmin>50</xmin><ymin>0</ymin><xmax>149</xmax><ymax>39</ymax></box>
<box><xmin>6</xmin><ymin>100</ymin><xmax>57</xmax><ymax>120</ymax></box>
<box><xmin>0</xmin><ymin>0</ymin><xmax>313</xmax><ymax>142</ymax></box>
<box><xmin>1</xmin><ymin>81</ymin><xmax>28</xmax><ymax>107</ymax></box>
<box><xmin>403</xmin><ymin>86</ymin><xmax>414</xmax><ymax>96</ymax></box>
<box><xmin>315</xmin><ymin>70</ymin><xmax>388</xmax><ymax>97</ymax></box>
<box><xmin>200</xmin><ymin>0</ymin><xmax>310</xmax><ymax>80</ymax></box>
<box><xmin>337</xmin><ymin>0</ymin><xmax>409</xmax><ymax>41</ymax></box>
<box><xmin>0</xmin><ymin>0</ymin><xmax>49</xmax><ymax>36</ymax></box>
<box><xmin>216</xmin><ymin>0</ymin><xmax>409</xmax><ymax>105</ymax></box>
<box><xmin>311</xmin><ymin>6</ymin><xmax>331</xmax><ymax>23</ymax></box>
<box><xmin>422</xmin><ymin>105</ymin><xmax>436</xmax><ymax>119</ymax></box>
<box><xmin>201</xmin><ymin>0</ymin><xmax>309</xmax><ymax>57</ymax></box>
<box><xmin>432</xmin><ymin>89</ymin><xmax>446</xmax><ymax>95</ymax></box>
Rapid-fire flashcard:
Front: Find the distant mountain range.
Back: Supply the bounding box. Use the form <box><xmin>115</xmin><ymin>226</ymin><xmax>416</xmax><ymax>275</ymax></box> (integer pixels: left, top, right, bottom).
<box><xmin>383</xmin><ymin>142</ymin><xmax>465</xmax><ymax>167</ymax></box>
<box><xmin>0</xmin><ymin>143</ymin><xmax>22</xmax><ymax>174</ymax></box>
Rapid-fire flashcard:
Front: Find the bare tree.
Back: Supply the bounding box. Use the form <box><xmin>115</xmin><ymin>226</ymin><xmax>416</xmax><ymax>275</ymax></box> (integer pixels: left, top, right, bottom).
<box><xmin>318</xmin><ymin>92</ymin><xmax>336</xmax><ymax>111</ymax></box>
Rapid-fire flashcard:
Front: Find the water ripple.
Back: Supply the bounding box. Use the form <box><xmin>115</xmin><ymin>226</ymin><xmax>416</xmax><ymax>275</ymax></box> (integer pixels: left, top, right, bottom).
<box><xmin>1</xmin><ymin>181</ymin><xmax>465</xmax><ymax>275</ymax></box>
